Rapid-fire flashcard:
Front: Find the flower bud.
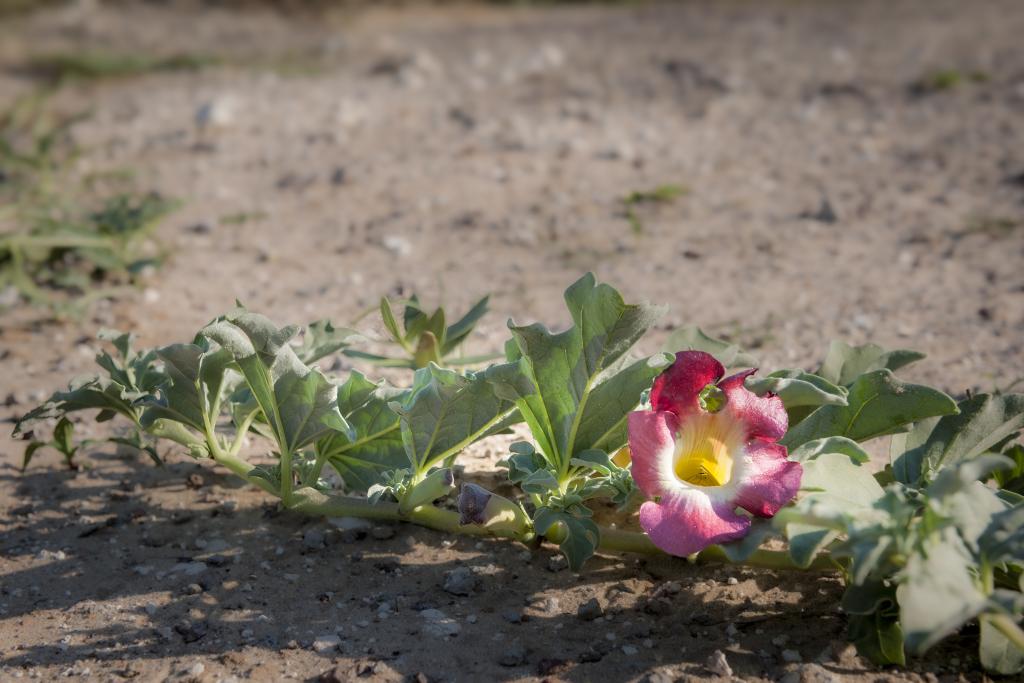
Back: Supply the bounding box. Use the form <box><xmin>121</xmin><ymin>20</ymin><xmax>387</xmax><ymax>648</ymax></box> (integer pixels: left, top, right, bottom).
<box><xmin>457</xmin><ymin>483</ymin><xmax>530</xmax><ymax>535</ymax></box>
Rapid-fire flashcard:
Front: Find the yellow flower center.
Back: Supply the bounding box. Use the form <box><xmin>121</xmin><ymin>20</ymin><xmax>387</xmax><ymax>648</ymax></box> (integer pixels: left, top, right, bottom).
<box><xmin>673</xmin><ymin>412</ymin><xmax>744</xmax><ymax>487</ymax></box>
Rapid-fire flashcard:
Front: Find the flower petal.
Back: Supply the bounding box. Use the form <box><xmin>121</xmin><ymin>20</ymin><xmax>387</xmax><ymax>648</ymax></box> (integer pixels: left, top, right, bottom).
<box><xmin>650</xmin><ymin>351</ymin><xmax>724</xmax><ymax>416</ymax></box>
<box><xmin>732</xmin><ymin>441</ymin><xmax>803</xmax><ymax>517</ymax></box>
<box><xmin>627</xmin><ymin>410</ymin><xmax>679</xmax><ymax>499</ymax></box>
<box><xmin>718</xmin><ymin>370</ymin><xmax>788</xmax><ymax>441</ymax></box>
<box><xmin>639</xmin><ymin>489</ymin><xmax>750</xmax><ymax>557</ymax></box>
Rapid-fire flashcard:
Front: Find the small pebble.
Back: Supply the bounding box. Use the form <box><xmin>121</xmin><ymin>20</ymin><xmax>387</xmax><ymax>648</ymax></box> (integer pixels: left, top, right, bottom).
<box><xmin>577</xmin><ymin>598</ymin><xmax>603</xmax><ymax>621</ymax></box>
<box><xmin>706</xmin><ymin>649</ymin><xmax>733</xmax><ymax>678</ymax></box>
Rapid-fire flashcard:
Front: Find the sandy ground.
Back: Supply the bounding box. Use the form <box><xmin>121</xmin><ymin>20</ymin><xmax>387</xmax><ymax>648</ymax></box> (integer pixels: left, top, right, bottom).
<box><xmin>1</xmin><ymin>1</ymin><xmax>1023</xmax><ymax>680</ymax></box>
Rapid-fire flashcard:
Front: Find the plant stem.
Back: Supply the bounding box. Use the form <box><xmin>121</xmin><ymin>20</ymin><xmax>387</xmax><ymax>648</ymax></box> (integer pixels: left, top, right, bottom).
<box><xmin>288</xmin><ymin>487</ymin><xmax>836</xmax><ymax>572</ymax></box>
<box><xmin>210</xmin><ymin>450</ymin><xmax>278</xmax><ymax>496</ymax></box>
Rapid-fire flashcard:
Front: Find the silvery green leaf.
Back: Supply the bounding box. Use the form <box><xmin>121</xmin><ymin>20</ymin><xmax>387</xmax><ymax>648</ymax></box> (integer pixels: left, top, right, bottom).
<box><xmin>897</xmin><ymin>529</ymin><xmax>987</xmax><ymax>654</ymax></box>
<box><xmin>140</xmin><ymin>344</ymin><xmax>233</xmax><ymax>433</ymax></box>
<box><xmin>533</xmin><ymin>506</ymin><xmax>600</xmax><ymax>571</ymax></box>
<box><xmin>719</xmin><ymin>518</ymin><xmax>778</xmax><ymax>562</ymax></box>
<box><xmin>746</xmin><ymin>369</ymin><xmax>848</xmax><ymax>410</ymax></box>
<box><xmin>819</xmin><ymin>341</ymin><xmax>925</xmax><ymax>387</ymax></box>
<box><xmin>486</xmin><ymin>273</ymin><xmax>665</xmax><ymax>474</ymax></box>
<box><xmin>788</xmin><ymin>436</ymin><xmax>870</xmax><ymax>464</ymax></box>
<box><xmin>781</xmin><ymin>370</ymin><xmax>958</xmax><ymax>450</ymax></box>
<box><xmin>442</xmin><ymin>295</ymin><xmax>490</xmax><ymax>356</ymax></box>
<box><xmin>390</xmin><ymin>364</ymin><xmax>515</xmax><ymax>473</ymax></box>
<box><xmin>981</xmin><ymin>618</ymin><xmax>1024</xmax><ymax>675</ymax></box>
<box><xmin>521</xmin><ymin>468</ymin><xmax>559</xmax><ymax>494</ymax></box>
<box><xmin>800</xmin><ymin>452</ymin><xmax>886</xmax><ymax>505</ymax></box>
<box><xmin>203</xmin><ymin>309</ymin><xmax>299</xmax><ymax>366</ymax></box>
<box><xmin>891</xmin><ymin>393</ymin><xmax>1024</xmax><ymax>487</ymax></box>
<box><xmin>663</xmin><ymin>325</ymin><xmax>757</xmax><ymax>368</ymax></box>
<box><xmin>15</xmin><ymin>376</ymin><xmax>140</xmax><ymax>436</ymax></box>
<box><xmin>570</xmin><ymin>449</ymin><xmax>614</xmax><ymax>476</ymax></box>
<box><xmin>296</xmin><ymin>320</ymin><xmax>363</xmax><ymax>364</ymax></box>
<box><xmin>978</xmin><ymin>502</ymin><xmax>1024</xmax><ymax>565</ymax></box>
<box><xmin>318</xmin><ymin>371</ymin><xmax>406</xmax><ymax>491</ymax></box>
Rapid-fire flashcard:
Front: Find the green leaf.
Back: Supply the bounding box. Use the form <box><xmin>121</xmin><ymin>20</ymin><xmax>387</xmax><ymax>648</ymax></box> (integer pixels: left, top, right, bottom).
<box><xmin>663</xmin><ymin>325</ymin><xmax>757</xmax><ymax>368</ymax></box>
<box><xmin>141</xmin><ymin>344</ymin><xmax>233</xmax><ymax>433</ymax></box>
<box><xmin>442</xmin><ymin>295</ymin><xmax>490</xmax><ymax>355</ymax></box>
<box><xmin>413</xmin><ymin>331</ymin><xmax>442</xmax><ymax>369</ymax></box>
<box><xmin>390</xmin><ymin>364</ymin><xmax>515</xmax><ymax>474</ymax></box>
<box><xmin>521</xmin><ymin>468</ymin><xmax>560</xmax><ymax>494</ymax></box>
<box><xmin>848</xmin><ymin>608</ymin><xmax>906</xmax><ymax>666</ymax></box>
<box><xmin>14</xmin><ymin>376</ymin><xmax>141</xmax><ymax>436</ymax></box>
<box><xmin>781</xmin><ymin>369</ymin><xmax>959</xmax><ymax>450</ymax></box>
<box><xmin>782</xmin><ymin>453</ymin><xmax>885</xmax><ymax>567</ymax></box>
<box><xmin>296</xmin><ymin>320</ymin><xmax>363</xmax><ymax>364</ymax></box>
<box><xmin>203</xmin><ymin>311</ymin><xmax>350</xmax><ymax>453</ymax></box>
<box><xmin>891</xmin><ymin>393</ymin><xmax>1024</xmax><ymax>487</ymax></box>
<box><xmin>897</xmin><ymin>529</ymin><xmax>988</xmax><ymax>653</ymax></box>
<box><xmin>574</xmin><ymin>353</ymin><xmax>673</xmax><ymax>454</ymax></box>
<box><xmin>570</xmin><ymin>449</ymin><xmax>614</xmax><ymax>476</ymax></box>
<box><xmin>788</xmin><ymin>436</ymin><xmax>870</xmax><ymax>464</ymax></box>
<box><xmin>993</xmin><ymin>445</ymin><xmax>1024</xmax><ymax>493</ymax></box>
<box><xmin>719</xmin><ymin>518</ymin><xmax>778</xmax><ymax>562</ymax></box>
<box><xmin>379</xmin><ymin>297</ymin><xmax>405</xmax><ymax>346</ymax></box>
<box><xmin>253</xmin><ymin>359</ymin><xmax>350</xmax><ymax>452</ymax></box>
<box><xmin>533</xmin><ymin>506</ymin><xmax>600</xmax><ymax>571</ymax></box>
<box><xmin>487</xmin><ymin>273</ymin><xmax>665</xmax><ymax>473</ymax></box>
<box><xmin>320</xmin><ymin>372</ymin><xmax>408</xmax><ymax>491</ymax></box>
<box><xmin>979</xmin><ymin>504</ymin><xmax>1024</xmax><ymax>565</ymax></box>
<box><xmin>203</xmin><ymin>309</ymin><xmax>299</xmax><ymax>367</ymax></box>
<box><xmin>800</xmin><ymin>452</ymin><xmax>886</xmax><ymax>505</ymax></box>
<box><xmin>22</xmin><ymin>441</ymin><xmax>45</xmax><ymax>471</ymax></box>
<box><xmin>819</xmin><ymin>341</ymin><xmax>925</xmax><ymax>387</ymax></box>
<box><xmin>981</xmin><ymin>617</ymin><xmax>1024</xmax><ymax>675</ymax></box>
<box><xmin>51</xmin><ymin>416</ymin><xmax>77</xmax><ymax>460</ymax></box>
<box><xmin>746</xmin><ymin>370</ymin><xmax>848</xmax><ymax>410</ymax></box>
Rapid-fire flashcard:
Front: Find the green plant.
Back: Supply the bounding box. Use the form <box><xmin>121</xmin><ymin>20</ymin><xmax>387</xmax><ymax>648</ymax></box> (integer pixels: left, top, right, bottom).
<box><xmin>346</xmin><ymin>294</ymin><xmax>499</xmax><ymax>368</ymax></box>
<box><xmin>0</xmin><ymin>92</ymin><xmax>179</xmax><ymax>312</ymax></box>
<box><xmin>13</xmin><ymin>274</ymin><xmax>1024</xmax><ymax>673</ymax></box>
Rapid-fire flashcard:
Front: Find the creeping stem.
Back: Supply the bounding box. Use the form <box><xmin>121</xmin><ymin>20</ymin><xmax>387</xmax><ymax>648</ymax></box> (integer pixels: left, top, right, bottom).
<box><xmin>288</xmin><ymin>486</ymin><xmax>837</xmax><ymax>572</ymax></box>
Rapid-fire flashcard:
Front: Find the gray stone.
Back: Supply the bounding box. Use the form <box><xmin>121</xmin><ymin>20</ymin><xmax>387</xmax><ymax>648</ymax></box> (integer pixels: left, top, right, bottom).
<box><xmin>312</xmin><ymin>634</ymin><xmax>342</xmax><ymax>653</ymax></box>
<box><xmin>498</xmin><ymin>641</ymin><xmax>527</xmax><ymax>667</ymax></box>
<box><xmin>420</xmin><ymin>609</ymin><xmax>460</xmax><ymax>638</ymax></box>
<box><xmin>303</xmin><ymin>529</ymin><xmax>325</xmax><ymax>549</ymax></box>
<box><xmin>442</xmin><ymin>567</ymin><xmax>479</xmax><ymax>596</ymax></box>
<box><xmin>501</xmin><ymin>608</ymin><xmax>523</xmax><ymax>624</ymax></box>
<box><xmin>577</xmin><ymin>598</ymin><xmax>603</xmax><ymax>621</ymax></box>
<box><xmin>547</xmin><ymin>554</ymin><xmax>568</xmax><ymax>572</ymax></box>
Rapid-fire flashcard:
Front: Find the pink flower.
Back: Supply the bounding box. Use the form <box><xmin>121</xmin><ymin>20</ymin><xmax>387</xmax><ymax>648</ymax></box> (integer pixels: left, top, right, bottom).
<box><xmin>627</xmin><ymin>351</ymin><xmax>802</xmax><ymax>557</ymax></box>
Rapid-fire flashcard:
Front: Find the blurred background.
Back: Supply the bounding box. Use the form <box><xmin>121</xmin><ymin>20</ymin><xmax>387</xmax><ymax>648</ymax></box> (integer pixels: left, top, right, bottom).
<box><xmin>1</xmin><ymin>0</ymin><xmax>1022</xmax><ymax>407</ymax></box>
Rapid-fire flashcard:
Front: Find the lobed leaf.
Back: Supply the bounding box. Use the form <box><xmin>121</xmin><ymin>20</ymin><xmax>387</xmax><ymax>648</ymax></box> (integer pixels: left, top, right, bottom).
<box><xmin>788</xmin><ymin>436</ymin><xmax>870</xmax><ymax>464</ymax></box>
<box><xmin>390</xmin><ymin>364</ymin><xmax>516</xmax><ymax>474</ymax></box>
<box><xmin>891</xmin><ymin>393</ymin><xmax>1024</xmax><ymax>487</ymax></box>
<box><xmin>487</xmin><ymin>273</ymin><xmax>667</xmax><ymax>474</ymax></box>
<box><xmin>746</xmin><ymin>369</ymin><xmax>848</xmax><ymax>410</ymax></box>
<box><xmin>663</xmin><ymin>325</ymin><xmax>757</xmax><ymax>369</ymax></box>
<box><xmin>318</xmin><ymin>371</ymin><xmax>407</xmax><ymax>491</ymax></box>
<box><xmin>781</xmin><ymin>369</ymin><xmax>958</xmax><ymax>450</ymax></box>
<box><xmin>533</xmin><ymin>506</ymin><xmax>600</xmax><ymax>571</ymax></box>
<box><xmin>819</xmin><ymin>341</ymin><xmax>925</xmax><ymax>387</ymax></box>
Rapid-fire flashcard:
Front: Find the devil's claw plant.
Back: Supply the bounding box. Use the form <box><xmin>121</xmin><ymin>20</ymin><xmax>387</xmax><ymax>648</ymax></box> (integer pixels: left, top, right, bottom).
<box><xmin>14</xmin><ymin>273</ymin><xmax>1024</xmax><ymax>673</ymax></box>
<box><xmin>345</xmin><ymin>293</ymin><xmax>498</xmax><ymax>369</ymax></box>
